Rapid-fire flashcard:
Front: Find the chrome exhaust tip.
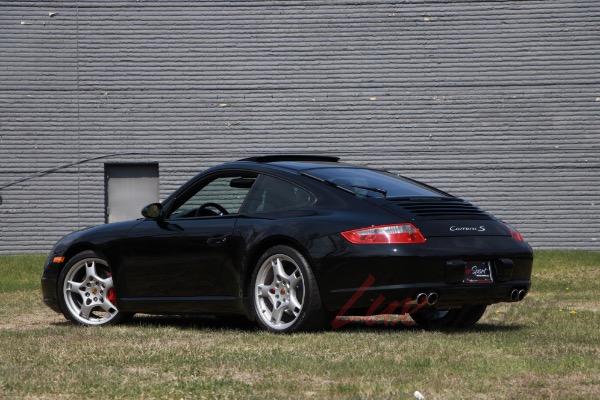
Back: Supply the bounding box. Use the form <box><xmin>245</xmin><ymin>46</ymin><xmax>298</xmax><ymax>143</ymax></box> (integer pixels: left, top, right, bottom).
<box><xmin>517</xmin><ymin>289</ymin><xmax>527</xmax><ymax>301</ymax></box>
<box><xmin>510</xmin><ymin>289</ymin><xmax>519</xmax><ymax>302</ymax></box>
<box><xmin>426</xmin><ymin>292</ymin><xmax>439</xmax><ymax>306</ymax></box>
<box><xmin>416</xmin><ymin>293</ymin><xmax>428</xmax><ymax>305</ymax></box>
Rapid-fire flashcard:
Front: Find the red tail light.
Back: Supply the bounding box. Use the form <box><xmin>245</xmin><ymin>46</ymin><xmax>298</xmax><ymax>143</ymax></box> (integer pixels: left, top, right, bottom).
<box><xmin>504</xmin><ymin>223</ymin><xmax>525</xmax><ymax>242</ymax></box>
<box><xmin>341</xmin><ymin>223</ymin><xmax>427</xmax><ymax>244</ymax></box>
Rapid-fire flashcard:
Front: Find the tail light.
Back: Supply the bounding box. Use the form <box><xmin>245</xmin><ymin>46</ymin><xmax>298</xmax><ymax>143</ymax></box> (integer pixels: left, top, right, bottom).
<box><xmin>504</xmin><ymin>223</ymin><xmax>525</xmax><ymax>242</ymax></box>
<box><xmin>341</xmin><ymin>223</ymin><xmax>427</xmax><ymax>244</ymax></box>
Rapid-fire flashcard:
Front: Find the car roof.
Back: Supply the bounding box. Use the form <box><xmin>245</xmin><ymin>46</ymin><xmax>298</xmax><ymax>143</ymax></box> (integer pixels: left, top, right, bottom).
<box><xmin>166</xmin><ymin>155</ymin><xmax>366</xmax><ymax>206</ymax></box>
<box><xmin>235</xmin><ymin>155</ymin><xmax>360</xmax><ymax>171</ymax></box>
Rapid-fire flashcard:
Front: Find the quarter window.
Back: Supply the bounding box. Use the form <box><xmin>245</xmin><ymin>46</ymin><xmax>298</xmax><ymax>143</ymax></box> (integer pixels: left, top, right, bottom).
<box><xmin>242</xmin><ymin>175</ymin><xmax>314</xmax><ymax>214</ymax></box>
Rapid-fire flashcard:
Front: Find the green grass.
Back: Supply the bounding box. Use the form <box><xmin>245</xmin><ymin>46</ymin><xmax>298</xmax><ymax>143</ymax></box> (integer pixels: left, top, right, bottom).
<box><xmin>1</xmin><ymin>251</ymin><xmax>599</xmax><ymax>399</ymax></box>
<box><xmin>0</xmin><ymin>254</ymin><xmax>46</xmax><ymax>292</ymax></box>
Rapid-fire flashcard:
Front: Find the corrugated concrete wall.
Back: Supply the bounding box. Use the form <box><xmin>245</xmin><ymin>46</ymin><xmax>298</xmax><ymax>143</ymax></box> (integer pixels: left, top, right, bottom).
<box><xmin>1</xmin><ymin>0</ymin><xmax>599</xmax><ymax>253</ymax></box>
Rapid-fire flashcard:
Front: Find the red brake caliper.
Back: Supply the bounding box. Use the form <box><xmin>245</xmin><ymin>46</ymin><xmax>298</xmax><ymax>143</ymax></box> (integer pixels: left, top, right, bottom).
<box><xmin>106</xmin><ymin>272</ymin><xmax>117</xmax><ymax>303</ymax></box>
<box><xmin>107</xmin><ymin>288</ymin><xmax>117</xmax><ymax>304</ymax></box>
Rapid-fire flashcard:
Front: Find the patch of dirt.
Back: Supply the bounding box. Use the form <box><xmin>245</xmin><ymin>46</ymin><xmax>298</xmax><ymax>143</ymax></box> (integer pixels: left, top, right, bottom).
<box><xmin>505</xmin><ymin>372</ymin><xmax>600</xmax><ymax>399</ymax></box>
<box><xmin>428</xmin><ymin>372</ymin><xmax>600</xmax><ymax>400</ymax></box>
<box><xmin>336</xmin><ymin>313</ymin><xmax>416</xmax><ymax>327</ymax></box>
<box><xmin>535</xmin><ymin>265</ymin><xmax>600</xmax><ymax>280</ymax></box>
<box><xmin>552</xmin><ymin>300</ymin><xmax>600</xmax><ymax>313</ymax></box>
<box><xmin>1</xmin><ymin>308</ymin><xmax>63</xmax><ymax>331</ymax></box>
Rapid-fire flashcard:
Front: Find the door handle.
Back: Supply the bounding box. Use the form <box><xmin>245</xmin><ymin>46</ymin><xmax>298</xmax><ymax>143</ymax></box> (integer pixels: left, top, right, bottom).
<box><xmin>207</xmin><ymin>235</ymin><xmax>229</xmax><ymax>246</ymax></box>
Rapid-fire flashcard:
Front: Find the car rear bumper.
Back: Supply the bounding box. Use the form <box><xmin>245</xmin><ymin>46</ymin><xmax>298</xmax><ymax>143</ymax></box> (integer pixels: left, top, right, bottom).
<box><xmin>325</xmin><ymin>280</ymin><xmax>531</xmax><ymax>312</ymax></box>
<box><xmin>317</xmin><ymin>235</ymin><xmax>533</xmax><ymax>312</ymax></box>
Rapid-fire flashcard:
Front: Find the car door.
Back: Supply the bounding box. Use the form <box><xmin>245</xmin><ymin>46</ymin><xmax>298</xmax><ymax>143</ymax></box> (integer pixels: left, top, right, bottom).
<box><xmin>118</xmin><ymin>171</ymin><xmax>257</xmax><ymax>300</ymax></box>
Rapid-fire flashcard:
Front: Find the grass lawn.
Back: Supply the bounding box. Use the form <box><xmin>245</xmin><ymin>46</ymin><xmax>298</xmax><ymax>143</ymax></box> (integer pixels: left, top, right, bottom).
<box><xmin>1</xmin><ymin>251</ymin><xmax>599</xmax><ymax>399</ymax></box>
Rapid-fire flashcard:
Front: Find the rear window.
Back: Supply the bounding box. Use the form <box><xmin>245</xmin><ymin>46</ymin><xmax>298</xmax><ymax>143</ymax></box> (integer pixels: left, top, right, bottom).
<box><xmin>306</xmin><ymin>167</ymin><xmax>445</xmax><ymax>198</ymax></box>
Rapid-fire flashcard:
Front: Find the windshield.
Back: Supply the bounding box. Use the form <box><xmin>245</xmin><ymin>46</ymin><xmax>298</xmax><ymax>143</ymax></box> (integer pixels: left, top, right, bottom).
<box><xmin>305</xmin><ymin>167</ymin><xmax>447</xmax><ymax>198</ymax></box>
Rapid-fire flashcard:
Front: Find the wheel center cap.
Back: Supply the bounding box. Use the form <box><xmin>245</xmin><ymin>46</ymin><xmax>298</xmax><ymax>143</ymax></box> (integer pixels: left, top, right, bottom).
<box><xmin>280</xmin><ymin>288</ymin><xmax>286</xmax><ymax>295</ymax></box>
<box><xmin>91</xmin><ymin>287</ymin><xmax>98</xmax><ymax>295</ymax></box>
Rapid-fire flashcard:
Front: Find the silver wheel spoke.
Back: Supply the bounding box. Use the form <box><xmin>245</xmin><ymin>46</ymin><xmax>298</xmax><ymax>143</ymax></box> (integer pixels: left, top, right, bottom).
<box><xmin>85</xmin><ymin>261</ymin><xmax>98</xmax><ymax>281</ymax></box>
<box><xmin>100</xmin><ymin>299</ymin><xmax>117</xmax><ymax>313</ymax></box>
<box><xmin>66</xmin><ymin>280</ymin><xmax>83</xmax><ymax>292</ymax></box>
<box><xmin>257</xmin><ymin>284</ymin><xmax>276</xmax><ymax>307</ymax></box>
<box><xmin>289</xmin><ymin>268</ymin><xmax>301</xmax><ymax>288</ymax></box>
<box><xmin>80</xmin><ymin>304</ymin><xmax>93</xmax><ymax>319</ymax></box>
<box><xmin>99</xmin><ymin>276</ymin><xmax>113</xmax><ymax>291</ymax></box>
<box><xmin>272</xmin><ymin>258</ymin><xmax>289</xmax><ymax>282</ymax></box>
<box><xmin>271</xmin><ymin>304</ymin><xmax>285</xmax><ymax>324</ymax></box>
<box><xmin>289</xmin><ymin>292</ymin><xmax>302</xmax><ymax>312</ymax></box>
<box><xmin>257</xmin><ymin>283</ymin><xmax>272</xmax><ymax>297</ymax></box>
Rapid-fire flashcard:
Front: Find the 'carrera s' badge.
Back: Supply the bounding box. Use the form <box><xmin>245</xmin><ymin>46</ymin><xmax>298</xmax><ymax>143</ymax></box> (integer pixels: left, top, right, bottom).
<box><xmin>449</xmin><ymin>225</ymin><xmax>486</xmax><ymax>232</ymax></box>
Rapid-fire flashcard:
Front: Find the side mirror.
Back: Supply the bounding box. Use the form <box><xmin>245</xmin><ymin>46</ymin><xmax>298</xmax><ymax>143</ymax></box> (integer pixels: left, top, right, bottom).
<box><xmin>141</xmin><ymin>203</ymin><xmax>163</xmax><ymax>219</ymax></box>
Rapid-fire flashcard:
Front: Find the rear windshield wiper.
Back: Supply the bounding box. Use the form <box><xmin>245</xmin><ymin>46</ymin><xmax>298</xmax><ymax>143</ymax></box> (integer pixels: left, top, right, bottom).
<box><xmin>348</xmin><ymin>185</ymin><xmax>387</xmax><ymax>198</ymax></box>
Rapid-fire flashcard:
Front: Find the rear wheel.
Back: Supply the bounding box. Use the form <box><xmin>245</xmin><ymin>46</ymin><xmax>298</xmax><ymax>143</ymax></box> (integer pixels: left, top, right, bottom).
<box><xmin>57</xmin><ymin>250</ymin><xmax>131</xmax><ymax>326</ymax></box>
<box><xmin>411</xmin><ymin>305</ymin><xmax>487</xmax><ymax>329</ymax></box>
<box><xmin>457</xmin><ymin>304</ymin><xmax>488</xmax><ymax>327</ymax></box>
<box><xmin>250</xmin><ymin>245</ymin><xmax>326</xmax><ymax>333</ymax></box>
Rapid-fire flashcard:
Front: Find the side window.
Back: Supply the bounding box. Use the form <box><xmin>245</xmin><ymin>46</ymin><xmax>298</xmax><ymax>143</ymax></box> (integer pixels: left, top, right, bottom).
<box><xmin>169</xmin><ymin>174</ymin><xmax>256</xmax><ymax>219</ymax></box>
<box><xmin>242</xmin><ymin>175</ymin><xmax>314</xmax><ymax>214</ymax></box>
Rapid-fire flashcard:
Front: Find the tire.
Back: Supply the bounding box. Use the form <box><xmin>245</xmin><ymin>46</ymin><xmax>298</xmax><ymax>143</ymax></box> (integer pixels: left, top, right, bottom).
<box><xmin>455</xmin><ymin>304</ymin><xmax>487</xmax><ymax>328</ymax></box>
<box><xmin>57</xmin><ymin>250</ymin><xmax>132</xmax><ymax>326</ymax></box>
<box><xmin>411</xmin><ymin>305</ymin><xmax>487</xmax><ymax>329</ymax></box>
<box><xmin>249</xmin><ymin>245</ymin><xmax>326</xmax><ymax>333</ymax></box>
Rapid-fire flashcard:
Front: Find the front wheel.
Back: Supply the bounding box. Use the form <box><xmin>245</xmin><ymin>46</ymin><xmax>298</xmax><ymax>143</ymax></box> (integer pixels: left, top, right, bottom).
<box><xmin>250</xmin><ymin>245</ymin><xmax>326</xmax><ymax>333</ymax></box>
<box><xmin>57</xmin><ymin>250</ymin><xmax>131</xmax><ymax>326</ymax></box>
<box><xmin>411</xmin><ymin>305</ymin><xmax>487</xmax><ymax>329</ymax></box>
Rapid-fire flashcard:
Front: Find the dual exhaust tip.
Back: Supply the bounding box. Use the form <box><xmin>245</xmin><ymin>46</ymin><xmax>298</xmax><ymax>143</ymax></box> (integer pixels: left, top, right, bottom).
<box><xmin>416</xmin><ymin>292</ymin><xmax>439</xmax><ymax>306</ymax></box>
<box><xmin>510</xmin><ymin>288</ymin><xmax>527</xmax><ymax>302</ymax></box>
<box><xmin>415</xmin><ymin>289</ymin><xmax>526</xmax><ymax>306</ymax></box>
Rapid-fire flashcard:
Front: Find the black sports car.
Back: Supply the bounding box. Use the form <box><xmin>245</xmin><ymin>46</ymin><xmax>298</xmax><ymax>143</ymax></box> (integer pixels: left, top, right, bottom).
<box><xmin>41</xmin><ymin>155</ymin><xmax>532</xmax><ymax>332</ymax></box>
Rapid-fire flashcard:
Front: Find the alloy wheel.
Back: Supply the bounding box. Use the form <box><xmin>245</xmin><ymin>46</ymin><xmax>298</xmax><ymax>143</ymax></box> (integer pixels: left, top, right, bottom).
<box><xmin>62</xmin><ymin>258</ymin><xmax>119</xmax><ymax>325</ymax></box>
<box><xmin>254</xmin><ymin>254</ymin><xmax>305</xmax><ymax>330</ymax></box>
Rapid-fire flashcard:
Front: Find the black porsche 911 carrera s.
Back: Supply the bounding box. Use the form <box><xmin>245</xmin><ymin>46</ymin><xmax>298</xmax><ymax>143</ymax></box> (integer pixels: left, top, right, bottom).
<box><xmin>41</xmin><ymin>155</ymin><xmax>532</xmax><ymax>332</ymax></box>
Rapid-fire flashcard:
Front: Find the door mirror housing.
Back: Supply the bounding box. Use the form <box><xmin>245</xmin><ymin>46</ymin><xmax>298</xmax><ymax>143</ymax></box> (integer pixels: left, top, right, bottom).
<box><xmin>141</xmin><ymin>203</ymin><xmax>163</xmax><ymax>219</ymax></box>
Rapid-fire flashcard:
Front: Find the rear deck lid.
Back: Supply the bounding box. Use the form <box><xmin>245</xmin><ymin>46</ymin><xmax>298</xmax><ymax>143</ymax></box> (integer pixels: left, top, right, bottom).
<box><xmin>379</xmin><ymin>197</ymin><xmax>510</xmax><ymax>237</ymax></box>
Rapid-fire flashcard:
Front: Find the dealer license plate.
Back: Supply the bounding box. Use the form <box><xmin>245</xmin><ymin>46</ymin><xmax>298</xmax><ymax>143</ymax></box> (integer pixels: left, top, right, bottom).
<box><xmin>464</xmin><ymin>261</ymin><xmax>493</xmax><ymax>284</ymax></box>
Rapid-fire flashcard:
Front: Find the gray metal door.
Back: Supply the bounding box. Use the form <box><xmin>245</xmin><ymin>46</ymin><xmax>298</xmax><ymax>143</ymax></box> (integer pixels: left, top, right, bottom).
<box><xmin>105</xmin><ymin>163</ymin><xmax>159</xmax><ymax>223</ymax></box>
